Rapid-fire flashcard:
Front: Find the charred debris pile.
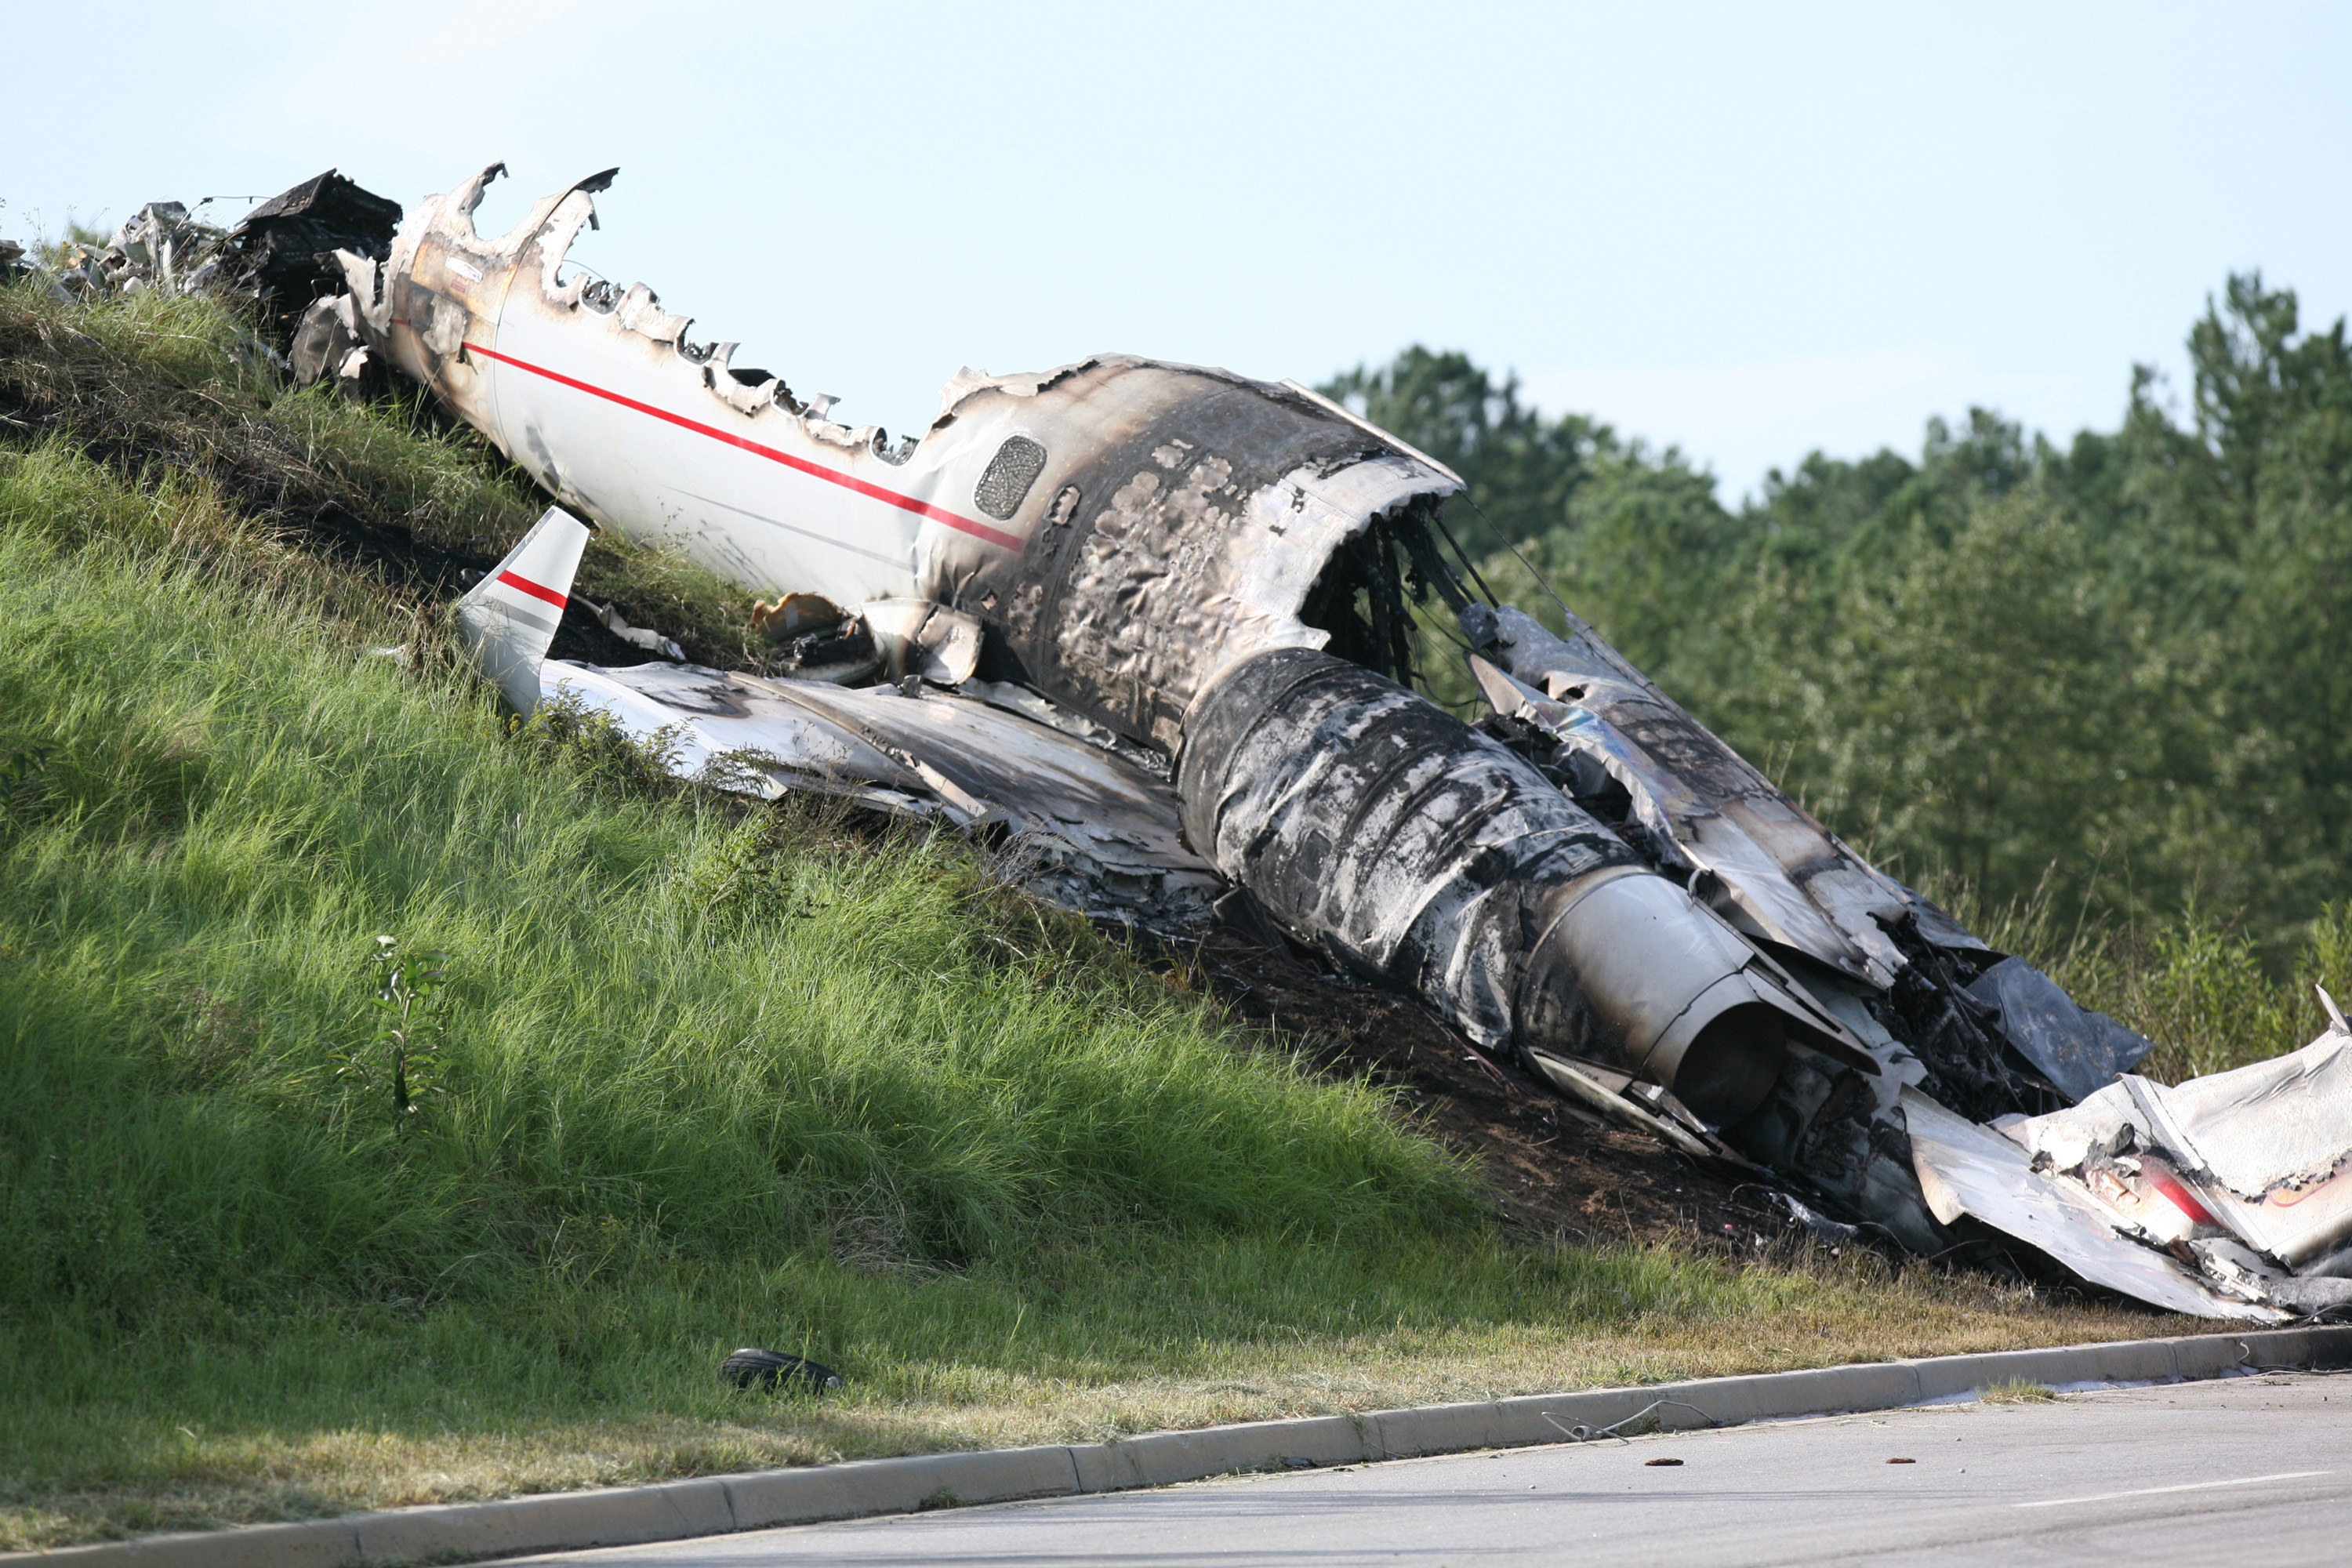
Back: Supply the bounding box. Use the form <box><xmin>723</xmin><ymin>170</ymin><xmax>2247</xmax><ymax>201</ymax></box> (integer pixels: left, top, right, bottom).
<box><xmin>15</xmin><ymin>166</ymin><xmax>2352</xmax><ymax>1321</ymax></box>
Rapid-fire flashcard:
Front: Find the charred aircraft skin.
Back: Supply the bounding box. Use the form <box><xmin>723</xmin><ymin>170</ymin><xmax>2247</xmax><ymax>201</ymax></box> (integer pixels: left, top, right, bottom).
<box><xmin>252</xmin><ymin>161</ymin><xmax>2351</xmax><ymax>1320</ymax></box>
<box><xmin>326</xmin><ymin>165</ymin><xmax>1977</xmax><ymax>1197</ymax></box>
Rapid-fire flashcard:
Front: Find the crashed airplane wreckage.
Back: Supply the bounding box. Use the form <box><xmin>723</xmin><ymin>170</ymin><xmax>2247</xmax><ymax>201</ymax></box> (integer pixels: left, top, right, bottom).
<box><xmin>102</xmin><ymin>162</ymin><xmax>2347</xmax><ymax>1322</ymax></box>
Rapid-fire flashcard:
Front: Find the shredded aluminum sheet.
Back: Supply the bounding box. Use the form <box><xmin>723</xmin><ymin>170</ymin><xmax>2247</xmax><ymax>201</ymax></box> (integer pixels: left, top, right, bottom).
<box><xmin>547</xmin><ymin>660</ymin><xmax>1221</xmax><ymax>925</ymax></box>
<box><xmin>2151</xmin><ymin>1031</ymin><xmax>2352</xmax><ymax>1196</ymax></box>
<box><xmin>1903</xmin><ymin>1089</ymin><xmax>2281</xmax><ymax>1321</ymax></box>
<box><xmin>1963</xmin><ymin>956</ymin><xmax>2155</xmax><ymax>1105</ymax></box>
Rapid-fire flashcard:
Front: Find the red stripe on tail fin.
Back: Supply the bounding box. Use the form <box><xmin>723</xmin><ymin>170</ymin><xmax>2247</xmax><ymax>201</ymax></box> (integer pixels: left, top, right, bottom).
<box><xmin>497</xmin><ymin>570</ymin><xmax>568</xmax><ymax>609</ymax></box>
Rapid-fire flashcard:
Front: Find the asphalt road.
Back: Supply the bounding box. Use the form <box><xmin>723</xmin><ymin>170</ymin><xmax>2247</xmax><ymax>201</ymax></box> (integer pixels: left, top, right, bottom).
<box><xmin>511</xmin><ymin>1371</ymin><xmax>2352</xmax><ymax>1566</ymax></box>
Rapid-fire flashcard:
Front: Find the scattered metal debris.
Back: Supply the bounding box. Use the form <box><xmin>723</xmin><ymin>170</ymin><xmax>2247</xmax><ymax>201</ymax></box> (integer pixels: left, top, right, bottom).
<box><xmin>289</xmin><ymin>290</ymin><xmax>379</xmax><ymax>396</ymax></box>
<box><xmin>451</xmin><ymin>508</ymin><xmax>1221</xmax><ymax>924</ymax></box>
<box><xmin>53</xmin><ymin>158</ymin><xmax>2347</xmax><ymax>1320</ymax></box>
<box><xmin>45</xmin><ymin>170</ymin><xmax>398</xmax><ymax>328</ymax></box>
<box><xmin>1759</xmin><ymin>1188</ymin><xmax>1861</xmax><ymax>1247</ymax></box>
<box><xmin>1970</xmin><ymin>996</ymin><xmax>2352</xmax><ymax>1316</ymax></box>
<box><xmin>1903</xmin><ymin>1087</ymin><xmax>2278</xmax><ymax>1319</ymax></box>
<box><xmin>588</xmin><ymin>599</ymin><xmax>684</xmax><ymax>662</ymax></box>
<box><xmin>1543</xmin><ymin>1399</ymin><xmax>1717</xmax><ymax>1443</ymax></box>
<box><xmin>719</xmin><ymin>1348</ymin><xmax>844</xmax><ymax>1392</ymax></box>
<box><xmin>226</xmin><ymin>171</ymin><xmax>403</xmax><ymax>323</ymax></box>
<box><xmin>1964</xmin><ymin>957</ymin><xmax>2154</xmax><ymax>1105</ymax></box>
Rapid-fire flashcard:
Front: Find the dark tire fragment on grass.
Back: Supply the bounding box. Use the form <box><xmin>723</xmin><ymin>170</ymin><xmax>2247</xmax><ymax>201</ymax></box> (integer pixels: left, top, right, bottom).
<box><xmin>720</xmin><ymin>1347</ymin><xmax>845</xmax><ymax>1392</ymax></box>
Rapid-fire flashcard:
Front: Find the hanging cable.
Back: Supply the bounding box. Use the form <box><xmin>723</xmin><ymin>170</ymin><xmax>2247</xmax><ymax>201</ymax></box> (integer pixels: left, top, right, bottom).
<box><xmin>1461</xmin><ymin>494</ymin><xmax>1579</xmax><ymax>627</ymax></box>
<box><xmin>1428</xmin><ymin>501</ymin><xmax>1501</xmax><ymax>606</ymax></box>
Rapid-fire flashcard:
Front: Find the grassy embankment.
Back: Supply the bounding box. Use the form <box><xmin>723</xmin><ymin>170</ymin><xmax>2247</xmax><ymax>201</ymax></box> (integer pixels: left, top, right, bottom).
<box><xmin>0</xmin><ymin>286</ymin><xmax>2194</xmax><ymax>1550</ymax></box>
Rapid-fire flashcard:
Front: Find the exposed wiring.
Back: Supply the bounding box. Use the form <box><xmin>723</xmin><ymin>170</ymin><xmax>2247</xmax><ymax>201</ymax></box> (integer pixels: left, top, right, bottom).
<box><xmin>1428</xmin><ymin>502</ymin><xmax>1501</xmax><ymax>606</ymax></box>
<box><xmin>1461</xmin><ymin>494</ymin><xmax>1579</xmax><ymax>626</ymax></box>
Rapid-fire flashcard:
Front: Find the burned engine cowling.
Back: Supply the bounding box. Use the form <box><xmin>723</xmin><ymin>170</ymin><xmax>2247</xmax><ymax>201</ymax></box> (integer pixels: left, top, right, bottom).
<box><xmin>1177</xmin><ymin>648</ymin><xmax>1873</xmax><ymax>1125</ymax></box>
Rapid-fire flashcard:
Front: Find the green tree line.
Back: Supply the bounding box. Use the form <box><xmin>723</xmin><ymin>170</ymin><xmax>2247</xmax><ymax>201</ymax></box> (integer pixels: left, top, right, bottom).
<box><xmin>1326</xmin><ymin>274</ymin><xmax>2352</xmax><ymax>961</ymax></box>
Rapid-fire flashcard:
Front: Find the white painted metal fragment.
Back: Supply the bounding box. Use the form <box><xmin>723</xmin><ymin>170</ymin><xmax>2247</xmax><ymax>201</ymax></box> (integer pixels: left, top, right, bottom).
<box><xmin>451</xmin><ymin>503</ymin><xmax>589</xmax><ymax>714</ymax></box>
<box><xmin>1902</xmin><ymin>1088</ymin><xmax>2282</xmax><ymax>1321</ymax></box>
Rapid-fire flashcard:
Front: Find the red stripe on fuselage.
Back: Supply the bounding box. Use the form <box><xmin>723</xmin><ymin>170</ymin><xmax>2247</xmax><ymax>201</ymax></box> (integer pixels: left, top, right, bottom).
<box><xmin>497</xmin><ymin>570</ymin><xmax>569</xmax><ymax>608</ymax></box>
<box><xmin>462</xmin><ymin>340</ymin><xmax>1023</xmax><ymax>552</ymax></box>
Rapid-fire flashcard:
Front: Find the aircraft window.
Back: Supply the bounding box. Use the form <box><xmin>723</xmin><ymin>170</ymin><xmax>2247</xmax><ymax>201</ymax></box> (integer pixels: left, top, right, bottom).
<box><xmin>974</xmin><ymin>435</ymin><xmax>1048</xmax><ymax>521</ymax></box>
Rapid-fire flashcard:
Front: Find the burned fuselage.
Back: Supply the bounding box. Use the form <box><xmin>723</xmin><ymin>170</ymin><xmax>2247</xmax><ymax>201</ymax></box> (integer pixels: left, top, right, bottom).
<box><xmin>333</xmin><ymin>163</ymin><xmax>1867</xmax><ymax>1137</ymax></box>
<box><xmin>287</xmin><ymin>162</ymin><xmax>2350</xmax><ymax>1322</ymax></box>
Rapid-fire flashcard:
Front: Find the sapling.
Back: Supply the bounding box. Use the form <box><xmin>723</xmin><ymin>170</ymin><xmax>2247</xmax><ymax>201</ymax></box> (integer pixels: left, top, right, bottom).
<box><xmin>343</xmin><ymin>935</ymin><xmax>452</xmax><ymax>1131</ymax></box>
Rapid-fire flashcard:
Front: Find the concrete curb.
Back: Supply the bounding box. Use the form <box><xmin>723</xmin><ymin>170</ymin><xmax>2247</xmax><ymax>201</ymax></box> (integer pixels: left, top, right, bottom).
<box><xmin>24</xmin><ymin>1326</ymin><xmax>2352</xmax><ymax>1565</ymax></box>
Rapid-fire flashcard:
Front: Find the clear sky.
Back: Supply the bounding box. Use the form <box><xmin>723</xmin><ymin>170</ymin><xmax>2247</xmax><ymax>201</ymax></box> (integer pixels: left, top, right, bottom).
<box><xmin>6</xmin><ymin>1</ymin><xmax>2347</xmax><ymax>503</ymax></box>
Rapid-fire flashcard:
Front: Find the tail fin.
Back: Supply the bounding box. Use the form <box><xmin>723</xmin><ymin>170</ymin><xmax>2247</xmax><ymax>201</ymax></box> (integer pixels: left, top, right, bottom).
<box><xmin>454</xmin><ymin>505</ymin><xmax>590</xmax><ymax>713</ymax></box>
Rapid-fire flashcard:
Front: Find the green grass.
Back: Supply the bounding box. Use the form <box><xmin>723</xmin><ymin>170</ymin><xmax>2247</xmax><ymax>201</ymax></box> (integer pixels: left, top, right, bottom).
<box><xmin>2</xmin><ymin>1232</ymin><xmax>2167</xmax><ymax>1550</ymax></box>
<box><xmin>0</xmin><ymin>436</ymin><xmax>2183</xmax><ymax>1551</ymax></box>
<box><xmin>0</xmin><ymin>287</ymin><xmax>2207</xmax><ymax>1552</ymax></box>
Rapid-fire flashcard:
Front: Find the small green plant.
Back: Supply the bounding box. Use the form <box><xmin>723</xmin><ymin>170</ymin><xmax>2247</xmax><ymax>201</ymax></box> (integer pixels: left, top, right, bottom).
<box><xmin>339</xmin><ymin>935</ymin><xmax>451</xmax><ymax>1131</ymax></box>
<box><xmin>512</xmin><ymin>691</ymin><xmax>689</xmax><ymax>798</ymax></box>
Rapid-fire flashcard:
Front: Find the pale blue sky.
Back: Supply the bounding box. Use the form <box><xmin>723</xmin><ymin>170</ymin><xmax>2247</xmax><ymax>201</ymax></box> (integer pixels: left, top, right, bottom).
<box><xmin>6</xmin><ymin>1</ymin><xmax>2347</xmax><ymax>502</ymax></box>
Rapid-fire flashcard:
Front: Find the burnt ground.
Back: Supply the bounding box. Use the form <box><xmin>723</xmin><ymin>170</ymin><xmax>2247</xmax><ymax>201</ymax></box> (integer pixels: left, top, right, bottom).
<box><xmin>1159</xmin><ymin>921</ymin><xmax>1782</xmax><ymax>1257</ymax></box>
<box><xmin>1148</xmin><ymin>925</ymin><xmax>2083</xmax><ymax>1290</ymax></box>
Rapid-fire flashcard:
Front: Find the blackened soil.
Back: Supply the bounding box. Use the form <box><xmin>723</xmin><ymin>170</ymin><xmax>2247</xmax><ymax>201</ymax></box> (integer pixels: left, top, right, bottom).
<box><xmin>1168</xmin><ymin>923</ymin><xmax>1784</xmax><ymax>1255</ymax></box>
<box><xmin>0</xmin><ymin>322</ymin><xmax>708</xmax><ymax>673</ymax></box>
